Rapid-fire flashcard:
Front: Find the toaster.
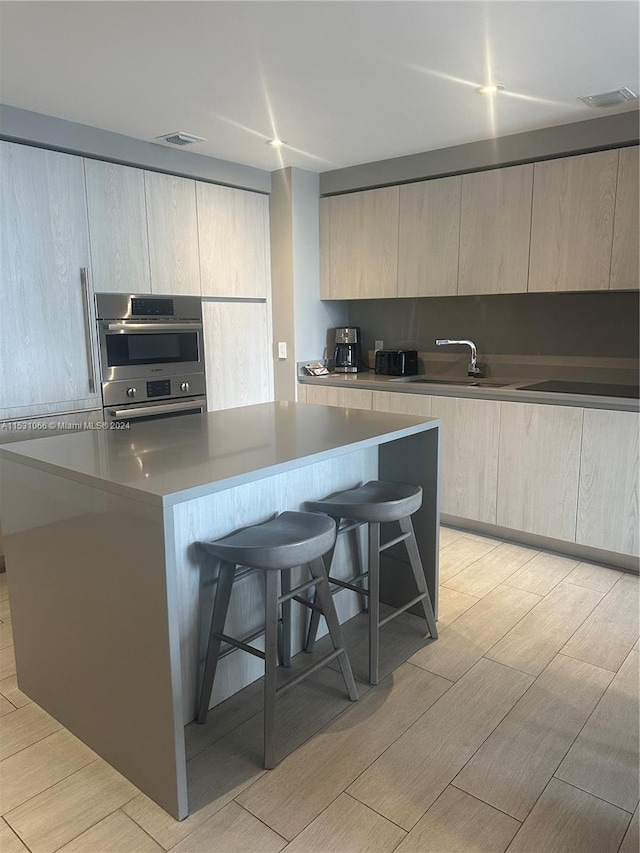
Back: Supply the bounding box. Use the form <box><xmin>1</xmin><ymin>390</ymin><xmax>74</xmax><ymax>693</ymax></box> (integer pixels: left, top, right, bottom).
<box><xmin>375</xmin><ymin>349</ymin><xmax>418</xmax><ymax>376</ymax></box>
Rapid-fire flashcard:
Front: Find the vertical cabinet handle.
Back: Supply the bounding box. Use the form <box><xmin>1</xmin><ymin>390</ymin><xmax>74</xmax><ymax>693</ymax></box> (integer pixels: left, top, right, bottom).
<box><xmin>80</xmin><ymin>268</ymin><xmax>96</xmax><ymax>393</ymax></box>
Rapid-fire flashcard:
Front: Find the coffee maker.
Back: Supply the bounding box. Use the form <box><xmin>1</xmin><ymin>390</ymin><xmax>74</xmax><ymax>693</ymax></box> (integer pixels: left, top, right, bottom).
<box><xmin>333</xmin><ymin>327</ymin><xmax>361</xmax><ymax>373</ymax></box>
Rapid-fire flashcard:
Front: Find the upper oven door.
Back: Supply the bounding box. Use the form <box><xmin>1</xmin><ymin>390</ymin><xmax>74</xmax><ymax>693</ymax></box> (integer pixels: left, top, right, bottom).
<box><xmin>98</xmin><ymin>321</ymin><xmax>204</xmax><ymax>382</ymax></box>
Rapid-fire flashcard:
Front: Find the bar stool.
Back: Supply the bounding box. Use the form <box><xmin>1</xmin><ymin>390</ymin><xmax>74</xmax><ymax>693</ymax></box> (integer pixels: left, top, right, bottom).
<box><xmin>196</xmin><ymin>511</ymin><xmax>359</xmax><ymax>769</ymax></box>
<box><xmin>305</xmin><ymin>481</ymin><xmax>438</xmax><ymax>685</ymax></box>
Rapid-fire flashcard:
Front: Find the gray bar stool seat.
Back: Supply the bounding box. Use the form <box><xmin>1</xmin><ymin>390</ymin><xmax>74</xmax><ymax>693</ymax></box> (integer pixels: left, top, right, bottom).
<box><xmin>305</xmin><ymin>480</ymin><xmax>438</xmax><ymax>685</ymax></box>
<box><xmin>197</xmin><ymin>511</ymin><xmax>358</xmax><ymax>769</ymax></box>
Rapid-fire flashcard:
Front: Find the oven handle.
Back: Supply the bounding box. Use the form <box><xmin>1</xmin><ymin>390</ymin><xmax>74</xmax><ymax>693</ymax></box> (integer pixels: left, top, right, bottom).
<box><xmin>107</xmin><ymin>399</ymin><xmax>206</xmax><ymax>420</ymax></box>
<box><xmin>80</xmin><ymin>268</ymin><xmax>96</xmax><ymax>393</ymax></box>
<box><xmin>105</xmin><ymin>322</ymin><xmax>203</xmax><ymax>333</ymax></box>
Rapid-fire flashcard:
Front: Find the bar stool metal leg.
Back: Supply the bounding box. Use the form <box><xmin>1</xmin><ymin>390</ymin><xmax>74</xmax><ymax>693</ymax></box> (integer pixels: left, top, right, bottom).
<box><xmin>399</xmin><ymin>516</ymin><xmax>438</xmax><ymax>640</ymax></box>
<box><xmin>264</xmin><ymin>570</ymin><xmax>279</xmax><ymax>769</ymax></box>
<box><xmin>308</xmin><ymin>557</ymin><xmax>359</xmax><ymax>701</ymax></box>
<box><xmin>368</xmin><ymin>522</ymin><xmax>381</xmax><ymax>685</ymax></box>
<box><xmin>197</xmin><ymin>561</ymin><xmax>236</xmax><ymax>724</ymax></box>
<box><xmin>279</xmin><ymin>569</ymin><xmax>292</xmax><ymax>668</ymax></box>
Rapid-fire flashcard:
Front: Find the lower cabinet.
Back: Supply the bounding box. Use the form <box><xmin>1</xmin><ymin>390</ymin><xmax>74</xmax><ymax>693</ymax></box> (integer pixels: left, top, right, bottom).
<box><xmin>300</xmin><ymin>384</ymin><xmax>373</xmax><ymax>410</ymax></box>
<box><xmin>203</xmin><ymin>302</ymin><xmax>273</xmax><ymax>411</ymax></box>
<box><xmin>497</xmin><ymin>402</ymin><xmax>583</xmax><ymax>542</ymax></box>
<box><xmin>577</xmin><ymin>409</ymin><xmax>639</xmax><ymax>556</ymax></box>
<box><xmin>430</xmin><ymin>396</ymin><xmax>501</xmax><ymax>523</ymax></box>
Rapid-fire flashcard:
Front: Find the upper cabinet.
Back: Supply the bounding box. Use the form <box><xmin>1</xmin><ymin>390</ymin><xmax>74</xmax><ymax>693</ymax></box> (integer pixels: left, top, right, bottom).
<box><xmin>458</xmin><ymin>164</ymin><xmax>533</xmax><ymax>295</ymax></box>
<box><xmin>0</xmin><ymin>142</ymin><xmax>100</xmax><ymax>418</ymax></box>
<box><xmin>144</xmin><ymin>171</ymin><xmax>201</xmax><ymax>296</ymax></box>
<box><xmin>398</xmin><ymin>176</ymin><xmax>460</xmax><ymax>297</ymax></box>
<box><xmin>197</xmin><ymin>183</ymin><xmax>269</xmax><ymax>298</ymax></box>
<box><xmin>84</xmin><ymin>159</ymin><xmax>151</xmax><ymax>294</ymax></box>
<box><xmin>320</xmin><ymin>186</ymin><xmax>399</xmax><ymax>299</ymax></box>
<box><xmin>528</xmin><ymin>149</ymin><xmax>618</xmax><ymax>292</ymax></box>
<box><xmin>610</xmin><ymin>146</ymin><xmax>639</xmax><ymax>291</ymax></box>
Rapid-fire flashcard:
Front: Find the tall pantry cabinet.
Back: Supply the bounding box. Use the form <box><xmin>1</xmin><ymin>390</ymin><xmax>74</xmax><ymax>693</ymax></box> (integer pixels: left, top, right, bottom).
<box><xmin>0</xmin><ymin>142</ymin><xmax>101</xmax><ymax>421</ymax></box>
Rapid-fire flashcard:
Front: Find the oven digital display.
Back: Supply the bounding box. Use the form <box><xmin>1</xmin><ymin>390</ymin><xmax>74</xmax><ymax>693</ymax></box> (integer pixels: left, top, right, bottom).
<box><xmin>131</xmin><ymin>298</ymin><xmax>174</xmax><ymax>317</ymax></box>
<box><xmin>146</xmin><ymin>379</ymin><xmax>172</xmax><ymax>398</ymax></box>
<box><xmin>105</xmin><ymin>332</ymin><xmax>199</xmax><ymax>365</ymax></box>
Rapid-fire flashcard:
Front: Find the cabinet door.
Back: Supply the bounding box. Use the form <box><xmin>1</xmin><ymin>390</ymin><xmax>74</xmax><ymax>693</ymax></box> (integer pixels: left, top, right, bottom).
<box><xmin>430</xmin><ymin>396</ymin><xmax>500</xmax><ymax>523</ymax></box>
<box><xmin>0</xmin><ymin>142</ymin><xmax>99</xmax><ymax>418</ymax></box>
<box><xmin>497</xmin><ymin>402</ymin><xmax>582</xmax><ymax>541</ymax></box>
<box><xmin>203</xmin><ymin>302</ymin><xmax>273</xmax><ymax>411</ymax></box>
<box><xmin>577</xmin><ymin>409</ymin><xmax>639</xmax><ymax>556</ymax></box>
<box><xmin>372</xmin><ymin>391</ymin><xmax>431</xmax><ymax>417</ymax></box>
<box><xmin>301</xmin><ymin>385</ymin><xmax>372</xmax><ymax>410</ymax></box>
<box><xmin>398</xmin><ymin>177</ymin><xmax>460</xmax><ymax>297</ymax></box>
<box><xmin>529</xmin><ymin>150</ymin><xmax>617</xmax><ymax>292</ymax></box>
<box><xmin>320</xmin><ymin>187</ymin><xmax>399</xmax><ymax>299</ymax></box>
<box><xmin>145</xmin><ymin>171</ymin><xmax>200</xmax><ymax>295</ymax></box>
<box><xmin>458</xmin><ymin>164</ymin><xmax>533</xmax><ymax>295</ymax></box>
<box><xmin>610</xmin><ymin>146</ymin><xmax>639</xmax><ymax>291</ymax></box>
<box><xmin>197</xmin><ymin>183</ymin><xmax>269</xmax><ymax>298</ymax></box>
<box><xmin>84</xmin><ymin>159</ymin><xmax>151</xmax><ymax>294</ymax></box>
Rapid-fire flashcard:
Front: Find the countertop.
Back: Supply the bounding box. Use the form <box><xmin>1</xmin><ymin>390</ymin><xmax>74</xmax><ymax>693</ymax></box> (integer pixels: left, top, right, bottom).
<box><xmin>298</xmin><ymin>372</ymin><xmax>640</xmax><ymax>412</ymax></box>
<box><xmin>0</xmin><ymin>401</ymin><xmax>440</xmax><ymax>507</ymax></box>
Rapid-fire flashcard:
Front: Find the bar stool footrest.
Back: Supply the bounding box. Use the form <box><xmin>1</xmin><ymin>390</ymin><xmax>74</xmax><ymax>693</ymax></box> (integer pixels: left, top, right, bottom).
<box><xmin>215</xmin><ymin>632</ymin><xmax>267</xmax><ymax>660</ymax></box>
<box><xmin>275</xmin><ymin>648</ymin><xmax>345</xmax><ymax>696</ymax></box>
<box><xmin>378</xmin><ymin>592</ymin><xmax>429</xmax><ymax>628</ymax></box>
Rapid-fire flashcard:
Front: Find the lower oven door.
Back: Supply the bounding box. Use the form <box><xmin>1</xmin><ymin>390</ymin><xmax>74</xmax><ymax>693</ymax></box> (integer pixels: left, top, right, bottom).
<box><xmin>104</xmin><ymin>396</ymin><xmax>208</xmax><ymax>425</ymax></box>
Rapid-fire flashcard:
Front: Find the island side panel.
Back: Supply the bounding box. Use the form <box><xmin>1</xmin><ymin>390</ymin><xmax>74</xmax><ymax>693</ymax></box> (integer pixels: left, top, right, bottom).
<box><xmin>171</xmin><ymin>447</ymin><xmax>378</xmax><ymax>723</ymax></box>
<box><xmin>0</xmin><ymin>459</ymin><xmax>188</xmax><ymax>820</ymax></box>
<box><xmin>378</xmin><ymin>424</ymin><xmax>440</xmax><ymax>618</ymax></box>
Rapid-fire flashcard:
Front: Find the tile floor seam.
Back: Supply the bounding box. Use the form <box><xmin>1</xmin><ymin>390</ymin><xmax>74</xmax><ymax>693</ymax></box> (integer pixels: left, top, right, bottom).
<box><xmin>439</xmin><ymin>541</ymin><xmax>503</xmax><ymax>586</ymax></box>
<box><xmin>447</xmin><ymin>780</ymin><xmax>525</xmax><ymax>826</ymax></box>
<box><xmin>558</xmin><ymin>647</ymin><xmax>621</xmax><ymax>673</ymax></box>
<box><xmin>0</xmin><ymin>727</ymin><xmax>66</xmax><ymax>765</ymax></box>
<box><xmin>207</xmin><ymin>799</ymin><xmax>289</xmax><ymax>850</ymax></box>
<box><xmin>2</xmin><ymin>815</ymin><xmax>32</xmax><ymax>853</ymax></box>
<box><xmin>46</xmin><ymin>804</ymin><xmax>126</xmax><ymax>853</ymax></box>
<box><xmin>125</xmin><ymin>808</ymin><xmax>171</xmax><ymax>853</ymax></box>
<box><xmin>0</xmin><ymin>750</ymin><xmax>99</xmax><ymax>819</ymax></box>
<box><xmin>549</xmin><ymin>775</ymin><xmax>637</xmax><ymax>818</ymax></box>
<box><xmin>342</xmin><ymin>790</ymin><xmax>410</xmax><ymax>837</ymax></box>
<box><xmin>185</xmin><ymin>707</ymin><xmax>264</xmax><ymax>762</ymax></box>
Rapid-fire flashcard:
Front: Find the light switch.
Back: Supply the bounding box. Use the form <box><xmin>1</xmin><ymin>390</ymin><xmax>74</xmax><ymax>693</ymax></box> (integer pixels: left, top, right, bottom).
<box><xmin>277</xmin><ymin>342</ymin><xmax>287</xmax><ymax>359</ymax></box>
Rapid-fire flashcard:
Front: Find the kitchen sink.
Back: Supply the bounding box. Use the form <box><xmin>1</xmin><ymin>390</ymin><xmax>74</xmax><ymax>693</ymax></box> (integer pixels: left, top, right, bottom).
<box><xmin>389</xmin><ymin>377</ymin><xmax>510</xmax><ymax>388</ymax></box>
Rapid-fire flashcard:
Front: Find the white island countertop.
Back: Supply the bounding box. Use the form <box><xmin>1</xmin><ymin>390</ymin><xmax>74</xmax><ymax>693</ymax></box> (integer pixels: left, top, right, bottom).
<box><xmin>0</xmin><ymin>401</ymin><xmax>441</xmax><ymax>507</ymax></box>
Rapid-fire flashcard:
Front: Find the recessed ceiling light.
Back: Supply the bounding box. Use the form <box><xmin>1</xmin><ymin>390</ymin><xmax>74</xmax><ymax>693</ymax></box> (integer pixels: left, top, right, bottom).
<box><xmin>476</xmin><ymin>83</ymin><xmax>506</xmax><ymax>95</ymax></box>
<box><xmin>267</xmin><ymin>138</ymin><xmax>287</xmax><ymax>147</ymax></box>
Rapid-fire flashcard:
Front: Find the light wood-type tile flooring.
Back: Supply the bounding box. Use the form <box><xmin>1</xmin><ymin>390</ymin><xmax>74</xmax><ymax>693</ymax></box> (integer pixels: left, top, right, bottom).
<box><xmin>0</xmin><ymin>527</ymin><xmax>638</xmax><ymax>853</ymax></box>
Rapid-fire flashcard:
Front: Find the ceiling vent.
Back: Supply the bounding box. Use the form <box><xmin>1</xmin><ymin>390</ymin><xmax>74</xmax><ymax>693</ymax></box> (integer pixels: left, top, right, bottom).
<box><xmin>155</xmin><ymin>131</ymin><xmax>206</xmax><ymax>146</ymax></box>
<box><xmin>579</xmin><ymin>88</ymin><xmax>637</xmax><ymax>108</ymax></box>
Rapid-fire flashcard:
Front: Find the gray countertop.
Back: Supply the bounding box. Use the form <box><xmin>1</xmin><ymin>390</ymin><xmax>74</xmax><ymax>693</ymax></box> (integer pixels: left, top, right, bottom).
<box><xmin>298</xmin><ymin>372</ymin><xmax>640</xmax><ymax>412</ymax></box>
<box><xmin>0</xmin><ymin>401</ymin><xmax>440</xmax><ymax>507</ymax></box>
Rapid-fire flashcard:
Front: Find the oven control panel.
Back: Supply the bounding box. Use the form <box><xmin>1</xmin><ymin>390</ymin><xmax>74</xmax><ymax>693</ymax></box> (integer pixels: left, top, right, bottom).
<box><xmin>101</xmin><ymin>372</ymin><xmax>206</xmax><ymax>407</ymax></box>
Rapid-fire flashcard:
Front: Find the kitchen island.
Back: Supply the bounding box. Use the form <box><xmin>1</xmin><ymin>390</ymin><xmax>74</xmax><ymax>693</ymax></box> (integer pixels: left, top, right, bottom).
<box><xmin>0</xmin><ymin>401</ymin><xmax>441</xmax><ymax>820</ymax></box>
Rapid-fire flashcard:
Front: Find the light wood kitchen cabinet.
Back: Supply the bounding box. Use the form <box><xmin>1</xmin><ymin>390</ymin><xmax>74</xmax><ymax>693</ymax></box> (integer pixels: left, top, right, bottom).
<box><xmin>576</xmin><ymin>409</ymin><xmax>639</xmax><ymax>556</ymax></box>
<box><xmin>430</xmin><ymin>396</ymin><xmax>501</xmax><ymax>523</ymax></box>
<box><xmin>458</xmin><ymin>164</ymin><xmax>533</xmax><ymax>295</ymax></box>
<box><xmin>203</xmin><ymin>302</ymin><xmax>273</xmax><ymax>411</ymax></box>
<box><xmin>398</xmin><ymin>176</ymin><xmax>460</xmax><ymax>297</ymax></box>
<box><xmin>144</xmin><ymin>171</ymin><xmax>200</xmax><ymax>295</ymax></box>
<box><xmin>84</xmin><ymin>159</ymin><xmax>151</xmax><ymax>294</ymax></box>
<box><xmin>371</xmin><ymin>391</ymin><xmax>432</xmax><ymax>417</ymax></box>
<box><xmin>0</xmin><ymin>142</ymin><xmax>100</xmax><ymax>419</ymax></box>
<box><xmin>299</xmin><ymin>384</ymin><xmax>373</xmax><ymax>410</ymax></box>
<box><xmin>497</xmin><ymin>401</ymin><xmax>583</xmax><ymax>541</ymax></box>
<box><xmin>197</xmin><ymin>183</ymin><xmax>270</xmax><ymax>298</ymax></box>
<box><xmin>320</xmin><ymin>186</ymin><xmax>399</xmax><ymax>299</ymax></box>
<box><xmin>529</xmin><ymin>149</ymin><xmax>618</xmax><ymax>292</ymax></box>
<box><xmin>610</xmin><ymin>146</ymin><xmax>639</xmax><ymax>291</ymax></box>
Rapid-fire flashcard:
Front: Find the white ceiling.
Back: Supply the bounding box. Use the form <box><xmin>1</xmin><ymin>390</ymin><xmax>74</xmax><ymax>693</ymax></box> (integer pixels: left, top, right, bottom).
<box><xmin>1</xmin><ymin>1</ymin><xmax>638</xmax><ymax>173</ymax></box>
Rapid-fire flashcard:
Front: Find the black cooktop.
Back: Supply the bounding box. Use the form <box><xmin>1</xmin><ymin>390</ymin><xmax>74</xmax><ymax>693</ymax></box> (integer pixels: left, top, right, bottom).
<box><xmin>518</xmin><ymin>380</ymin><xmax>640</xmax><ymax>399</ymax></box>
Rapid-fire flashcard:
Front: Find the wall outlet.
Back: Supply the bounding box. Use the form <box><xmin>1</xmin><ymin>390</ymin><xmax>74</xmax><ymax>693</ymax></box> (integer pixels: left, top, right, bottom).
<box><xmin>374</xmin><ymin>340</ymin><xmax>384</xmax><ymax>351</ymax></box>
<box><xmin>277</xmin><ymin>341</ymin><xmax>287</xmax><ymax>359</ymax></box>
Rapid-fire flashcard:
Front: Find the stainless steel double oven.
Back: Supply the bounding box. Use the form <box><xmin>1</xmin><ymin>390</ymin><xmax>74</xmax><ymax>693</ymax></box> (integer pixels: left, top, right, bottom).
<box><xmin>96</xmin><ymin>293</ymin><xmax>207</xmax><ymax>425</ymax></box>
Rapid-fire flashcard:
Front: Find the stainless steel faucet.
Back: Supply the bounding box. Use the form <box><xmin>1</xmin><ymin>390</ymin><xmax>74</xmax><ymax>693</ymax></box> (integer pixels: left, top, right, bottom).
<box><xmin>435</xmin><ymin>339</ymin><xmax>483</xmax><ymax>377</ymax></box>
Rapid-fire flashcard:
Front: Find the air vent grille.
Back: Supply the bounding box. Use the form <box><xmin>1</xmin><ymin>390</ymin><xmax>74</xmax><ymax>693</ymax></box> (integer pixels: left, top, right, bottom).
<box><xmin>155</xmin><ymin>131</ymin><xmax>206</xmax><ymax>146</ymax></box>
<box><xmin>579</xmin><ymin>87</ymin><xmax>637</xmax><ymax>108</ymax></box>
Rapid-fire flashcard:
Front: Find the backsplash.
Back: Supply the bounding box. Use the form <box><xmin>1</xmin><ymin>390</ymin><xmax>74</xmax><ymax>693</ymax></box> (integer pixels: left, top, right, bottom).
<box><xmin>346</xmin><ymin>291</ymin><xmax>639</xmax><ymax>360</ymax></box>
